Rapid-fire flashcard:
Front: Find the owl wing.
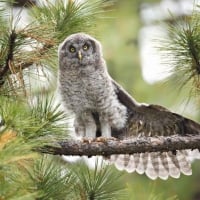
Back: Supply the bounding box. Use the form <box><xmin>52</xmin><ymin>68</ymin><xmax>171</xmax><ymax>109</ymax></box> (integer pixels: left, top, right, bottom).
<box><xmin>111</xmin><ymin>79</ymin><xmax>200</xmax><ymax>138</ymax></box>
<box><xmin>110</xmin><ymin>79</ymin><xmax>200</xmax><ymax>179</ymax></box>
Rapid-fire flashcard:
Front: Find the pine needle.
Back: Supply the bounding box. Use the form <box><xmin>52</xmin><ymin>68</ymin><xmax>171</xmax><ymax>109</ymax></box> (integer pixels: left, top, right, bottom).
<box><xmin>0</xmin><ymin>95</ymin><xmax>69</xmax><ymax>143</ymax></box>
<box><xmin>19</xmin><ymin>155</ymin><xmax>76</xmax><ymax>200</ymax></box>
<box><xmin>158</xmin><ymin>6</ymin><xmax>200</xmax><ymax>96</ymax></box>
<box><xmin>70</xmin><ymin>159</ymin><xmax>126</xmax><ymax>200</ymax></box>
<box><xmin>30</xmin><ymin>0</ymin><xmax>110</xmax><ymax>41</ymax></box>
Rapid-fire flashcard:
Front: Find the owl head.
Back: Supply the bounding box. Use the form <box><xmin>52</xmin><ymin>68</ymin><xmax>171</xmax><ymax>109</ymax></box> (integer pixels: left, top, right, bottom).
<box><xmin>58</xmin><ymin>33</ymin><xmax>103</xmax><ymax>70</ymax></box>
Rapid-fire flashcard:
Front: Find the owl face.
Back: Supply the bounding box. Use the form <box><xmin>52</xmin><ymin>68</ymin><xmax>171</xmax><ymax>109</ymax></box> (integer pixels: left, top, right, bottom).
<box><xmin>59</xmin><ymin>33</ymin><xmax>102</xmax><ymax>69</ymax></box>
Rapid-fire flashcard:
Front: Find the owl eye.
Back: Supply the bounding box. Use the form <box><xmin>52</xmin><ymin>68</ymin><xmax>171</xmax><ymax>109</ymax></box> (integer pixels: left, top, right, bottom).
<box><xmin>69</xmin><ymin>45</ymin><xmax>76</xmax><ymax>53</ymax></box>
<box><xmin>83</xmin><ymin>44</ymin><xmax>89</xmax><ymax>51</ymax></box>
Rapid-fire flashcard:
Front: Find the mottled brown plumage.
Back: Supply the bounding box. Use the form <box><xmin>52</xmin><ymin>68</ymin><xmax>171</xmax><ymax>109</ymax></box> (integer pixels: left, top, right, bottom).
<box><xmin>112</xmin><ymin>80</ymin><xmax>200</xmax><ymax>138</ymax></box>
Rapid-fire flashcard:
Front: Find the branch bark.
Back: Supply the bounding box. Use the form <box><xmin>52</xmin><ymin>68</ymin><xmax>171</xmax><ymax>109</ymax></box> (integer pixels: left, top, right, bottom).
<box><xmin>39</xmin><ymin>134</ymin><xmax>200</xmax><ymax>156</ymax></box>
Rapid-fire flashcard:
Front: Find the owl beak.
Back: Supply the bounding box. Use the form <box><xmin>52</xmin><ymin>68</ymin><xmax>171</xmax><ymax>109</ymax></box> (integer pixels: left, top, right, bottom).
<box><xmin>78</xmin><ymin>51</ymin><xmax>82</xmax><ymax>61</ymax></box>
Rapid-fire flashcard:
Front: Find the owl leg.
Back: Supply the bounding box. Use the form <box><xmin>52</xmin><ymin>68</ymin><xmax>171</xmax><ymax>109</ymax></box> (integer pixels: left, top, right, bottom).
<box><xmin>100</xmin><ymin>117</ymin><xmax>112</xmax><ymax>137</ymax></box>
<box><xmin>74</xmin><ymin>116</ymin><xmax>85</xmax><ymax>137</ymax></box>
<box><xmin>82</xmin><ymin>111</ymin><xmax>97</xmax><ymax>139</ymax></box>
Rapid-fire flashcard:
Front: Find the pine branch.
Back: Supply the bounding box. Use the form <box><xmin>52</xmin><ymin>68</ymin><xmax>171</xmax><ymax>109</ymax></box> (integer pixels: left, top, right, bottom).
<box><xmin>10</xmin><ymin>0</ymin><xmax>36</xmax><ymax>7</ymax></box>
<box><xmin>158</xmin><ymin>7</ymin><xmax>200</xmax><ymax>94</ymax></box>
<box><xmin>39</xmin><ymin>134</ymin><xmax>200</xmax><ymax>156</ymax></box>
<box><xmin>12</xmin><ymin>43</ymin><xmax>54</xmax><ymax>71</ymax></box>
<box><xmin>0</xmin><ymin>30</ymin><xmax>16</xmax><ymax>82</ymax></box>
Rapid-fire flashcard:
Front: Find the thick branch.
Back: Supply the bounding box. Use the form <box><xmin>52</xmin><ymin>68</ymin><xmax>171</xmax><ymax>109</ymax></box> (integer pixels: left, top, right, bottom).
<box><xmin>39</xmin><ymin>134</ymin><xmax>200</xmax><ymax>156</ymax></box>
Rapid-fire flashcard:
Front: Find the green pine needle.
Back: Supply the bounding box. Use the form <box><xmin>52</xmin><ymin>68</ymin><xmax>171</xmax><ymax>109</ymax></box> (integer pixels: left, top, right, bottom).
<box><xmin>0</xmin><ymin>155</ymin><xmax>74</xmax><ymax>200</ymax></box>
<box><xmin>0</xmin><ymin>95</ymin><xmax>69</xmax><ymax>143</ymax></box>
<box><xmin>0</xmin><ymin>134</ymin><xmax>38</xmax><ymax>199</ymax></box>
<box><xmin>158</xmin><ymin>7</ymin><xmax>200</xmax><ymax>95</ymax></box>
<box><xmin>28</xmin><ymin>95</ymin><xmax>70</xmax><ymax>141</ymax></box>
<box><xmin>23</xmin><ymin>155</ymin><xmax>75</xmax><ymax>200</ymax></box>
<box><xmin>30</xmin><ymin>0</ymin><xmax>110</xmax><ymax>42</ymax></box>
<box><xmin>70</xmin><ymin>160</ymin><xmax>126</xmax><ymax>200</ymax></box>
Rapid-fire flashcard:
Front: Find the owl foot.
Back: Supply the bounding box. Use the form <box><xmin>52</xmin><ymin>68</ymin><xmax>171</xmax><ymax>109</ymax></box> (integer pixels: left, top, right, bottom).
<box><xmin>95</xmin><ymin>136</ymin><xmax>118</xmax><ymax>143</ymax></box>
<box><xmin>82</xmin><ymin>137</ymin><xmax>95</xmax><ymax>143</ymax></box>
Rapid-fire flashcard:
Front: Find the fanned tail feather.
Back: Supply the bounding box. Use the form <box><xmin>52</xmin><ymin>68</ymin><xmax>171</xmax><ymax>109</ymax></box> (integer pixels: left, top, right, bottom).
<box><xmin>109</xmin><ymin>150</ymin><xmax>195</xmax><ymax>179</ymax></box>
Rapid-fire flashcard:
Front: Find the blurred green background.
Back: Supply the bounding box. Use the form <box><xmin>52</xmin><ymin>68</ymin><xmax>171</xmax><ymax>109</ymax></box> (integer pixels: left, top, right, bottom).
<box><xmin>96</xmin><ymin>0</ymin><xmax>200</xmax><ymax>199</ymax></box>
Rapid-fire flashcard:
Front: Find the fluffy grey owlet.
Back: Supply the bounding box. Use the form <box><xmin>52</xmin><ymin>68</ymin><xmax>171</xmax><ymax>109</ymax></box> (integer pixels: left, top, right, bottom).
<box><xmin>58</xmin><ymin>33</ymin><xmax>200</xmax><ymax>180</ymax></box>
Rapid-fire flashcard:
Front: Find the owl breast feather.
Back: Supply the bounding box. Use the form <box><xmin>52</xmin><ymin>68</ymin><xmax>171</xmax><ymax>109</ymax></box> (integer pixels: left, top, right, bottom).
<box><xmin>59</xmin><ymin>67</ymin><xmax>114</xmax><ymax>113</ymax></box>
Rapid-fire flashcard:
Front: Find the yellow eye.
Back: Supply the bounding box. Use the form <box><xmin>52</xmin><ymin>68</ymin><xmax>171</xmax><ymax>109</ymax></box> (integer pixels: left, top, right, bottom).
<box><xmin>83</xmin><ymin>44</ymin><xmax>89</xmax><ymax>51</ymax></box>
<box><xmin>69</xmin><ymin>46</ymin><xmax>76</xmax><ymax>53</ymax></box>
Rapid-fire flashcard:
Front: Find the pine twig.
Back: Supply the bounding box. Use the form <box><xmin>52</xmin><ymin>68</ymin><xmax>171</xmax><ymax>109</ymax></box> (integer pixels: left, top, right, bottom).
<box><xmin>39</xmin><ymin>134</ymin><xmax>200</xmax><ymax>156</ymax></box>
<box><xmin>0</xmin><ymin>30</ymin><xmax>17</xmax><ymax>83</ymax></box>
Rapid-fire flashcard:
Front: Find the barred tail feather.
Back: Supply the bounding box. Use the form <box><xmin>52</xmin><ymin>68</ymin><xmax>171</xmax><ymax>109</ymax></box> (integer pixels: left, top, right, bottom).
<box><xmin>157</xmin><ymin>156</ymin><xmax>169</xmax><ymax>180</ymax></box>
<box><xmin>146</xmin><ymin>152</ymin><xmax>159</xmax><ymax>180</ymax></box>
<box><xmin>109</xmin><ymin>150</ymin><xmax>194</xmax><ymax>180</ymax></box>
<box><xmin>136</xmin><ymin>153</ymin><xmax>148</xmax><ymax>174</ymax></box>
<box><xmin>177</xmin><ymin>150</ymin><xmax>192</xmax><ymax>175</ymax></box>
<box><xmin>165</xmin><ymin>152</ymin><xmax>181</xmax><ymax>178</ymax></box>
<box><xmin>126</xmin><ymin>155</ymin><xmax>136</xmax><ymax>173</ymax></box>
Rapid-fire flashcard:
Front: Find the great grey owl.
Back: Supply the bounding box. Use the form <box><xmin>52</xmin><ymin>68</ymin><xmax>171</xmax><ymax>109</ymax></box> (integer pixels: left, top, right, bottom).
<box><xmin>58</xmin><ymin>33</ymin><xmax>200</xmax><ymax>180</ymax></box>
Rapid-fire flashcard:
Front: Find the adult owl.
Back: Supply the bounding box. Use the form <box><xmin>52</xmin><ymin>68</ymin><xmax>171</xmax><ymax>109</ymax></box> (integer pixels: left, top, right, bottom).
<box><xmin>58</xmin><ymin>33</ymin><xmax>200</xmax><ymax>180</ymax></box>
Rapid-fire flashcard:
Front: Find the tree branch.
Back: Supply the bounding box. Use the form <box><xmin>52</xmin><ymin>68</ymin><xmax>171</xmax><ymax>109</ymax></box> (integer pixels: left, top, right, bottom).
<box><xmin>39</xmin><ymin>134</ymin><xmax>200</xmax><ymax>156</ymax></box>
<box><xmin>0</xmin><ymin>30</ymin><xmax>16</xmax><ymax>84</ymax></box>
